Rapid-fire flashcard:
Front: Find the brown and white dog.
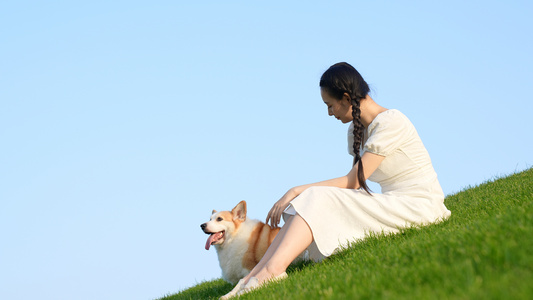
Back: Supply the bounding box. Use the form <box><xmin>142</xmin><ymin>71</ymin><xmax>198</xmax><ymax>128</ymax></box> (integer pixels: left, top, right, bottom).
<box><xmin>200</xmin><ymin>200</ymin><xmax>280</xmax><ymax>284</ymax></box>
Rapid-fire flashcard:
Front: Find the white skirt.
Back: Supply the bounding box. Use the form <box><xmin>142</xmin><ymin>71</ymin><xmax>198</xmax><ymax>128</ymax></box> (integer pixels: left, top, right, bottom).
<box><xmin>282</xmin><ymin>186</ymin><xmax>451</xmax><ymax>261</ymax></box>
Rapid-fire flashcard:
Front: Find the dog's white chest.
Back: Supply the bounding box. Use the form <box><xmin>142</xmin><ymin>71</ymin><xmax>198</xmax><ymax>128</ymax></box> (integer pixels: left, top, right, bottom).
<box><xmin>215</xmin><ymin>221</ymin><xmax>258</xmax><ymax>284</ymax></box>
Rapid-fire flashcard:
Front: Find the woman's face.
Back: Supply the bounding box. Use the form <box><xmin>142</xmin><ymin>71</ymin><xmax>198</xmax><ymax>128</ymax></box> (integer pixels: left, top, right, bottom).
<box><xmin>321</xmin><ymin>88</ymin><xmax>353</xmax><ymax>124</ymax></box>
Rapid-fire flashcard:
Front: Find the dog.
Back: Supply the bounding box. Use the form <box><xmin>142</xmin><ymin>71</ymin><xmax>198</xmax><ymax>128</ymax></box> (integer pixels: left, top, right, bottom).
<box><xmin>200</xmin><ymin>200</ymin><xmax>280</xmax><ymax>284</ymax></box>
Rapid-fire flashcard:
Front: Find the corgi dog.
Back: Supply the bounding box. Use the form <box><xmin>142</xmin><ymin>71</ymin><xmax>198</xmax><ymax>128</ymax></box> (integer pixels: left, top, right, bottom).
<box><xmin>200</xmin><ymin>200</ymin><xmax>280</xmax><ymax>284</ymax></box>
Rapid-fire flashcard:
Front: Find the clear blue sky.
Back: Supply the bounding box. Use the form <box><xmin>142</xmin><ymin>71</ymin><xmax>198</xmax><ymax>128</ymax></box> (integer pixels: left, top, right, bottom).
<box><xmin>1</xmin><ymin>1</ymin><xmax>531</xmax><ymax>299</ymax></box>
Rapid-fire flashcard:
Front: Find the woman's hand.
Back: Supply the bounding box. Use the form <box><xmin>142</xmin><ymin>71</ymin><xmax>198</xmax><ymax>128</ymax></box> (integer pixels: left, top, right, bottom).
<box><xmin>266</xmin><ymin>188</ymin><xmax>299</xmax><ymax>228</ymax></box>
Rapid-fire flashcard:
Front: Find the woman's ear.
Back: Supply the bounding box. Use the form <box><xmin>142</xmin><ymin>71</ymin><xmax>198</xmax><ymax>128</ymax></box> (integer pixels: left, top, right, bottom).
<box><xmin>342</xmin><ymin>92</ymin><xmax>352</xmax><ymax>105</ymax></box>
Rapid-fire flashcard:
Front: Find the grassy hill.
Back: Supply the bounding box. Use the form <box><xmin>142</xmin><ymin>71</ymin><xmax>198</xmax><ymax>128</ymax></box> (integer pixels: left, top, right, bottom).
<box><xmin>162</xmin><ymin>168</ymin><xmax>533</xmax><ymax>299</ymax></box>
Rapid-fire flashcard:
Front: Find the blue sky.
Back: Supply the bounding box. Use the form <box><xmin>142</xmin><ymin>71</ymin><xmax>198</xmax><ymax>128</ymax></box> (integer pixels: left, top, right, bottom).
<box><xmin>1</xmin><ymin>1</ymin><xmax>531</xmax><ymax>299</ymax></box>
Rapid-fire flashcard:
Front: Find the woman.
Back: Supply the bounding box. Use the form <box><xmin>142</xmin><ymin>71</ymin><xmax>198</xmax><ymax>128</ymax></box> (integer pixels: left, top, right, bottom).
<box><xmin>221</xmin><ymin>62</ymin><xmax>451</xmax><ymax>299</ymax></box>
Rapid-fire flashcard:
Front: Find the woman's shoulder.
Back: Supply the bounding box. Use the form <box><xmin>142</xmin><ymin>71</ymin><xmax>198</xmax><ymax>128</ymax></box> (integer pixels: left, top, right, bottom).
<box><xmin>368</xmin><ymin>109</ymin><xmax>410</xmax><ymax>131</ymax></box>
<box><xmin>363</xmin><ymin>109</ymin><xmax>417</xmax><ymax>156</ymax></box>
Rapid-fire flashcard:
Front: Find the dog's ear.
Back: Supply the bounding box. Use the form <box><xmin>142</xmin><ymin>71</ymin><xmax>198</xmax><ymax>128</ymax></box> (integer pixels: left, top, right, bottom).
<box><xmin>211</xmin><ymin>210</ymin><xmax>217</xmax><ymax>215</ymax></box>
<box><xmin>231</xmin><ymin>200</ymin><xmax>247</xmax><ymax>221</ymax></box>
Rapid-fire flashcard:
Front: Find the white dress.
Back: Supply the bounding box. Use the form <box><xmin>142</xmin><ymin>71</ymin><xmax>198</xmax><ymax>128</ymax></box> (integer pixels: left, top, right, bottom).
<box><xmin>283</xmin><ymin>109</ymin><xmax>451</xmax><ymax>261</ymax></box>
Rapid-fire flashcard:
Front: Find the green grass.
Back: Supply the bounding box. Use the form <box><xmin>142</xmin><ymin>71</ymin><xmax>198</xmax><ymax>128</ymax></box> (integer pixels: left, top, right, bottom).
<box><xmin>162</xmin><ymin>168</ymin><xmax>533</xmax><ymax>299</ymax></box>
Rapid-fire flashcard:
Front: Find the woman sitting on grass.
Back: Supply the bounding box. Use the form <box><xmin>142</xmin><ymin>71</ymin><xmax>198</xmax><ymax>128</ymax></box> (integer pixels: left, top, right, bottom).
<box><xmin>221</xmin><ymin>62</ymin><xmax>451</xmax><ymax>299</ymax></box>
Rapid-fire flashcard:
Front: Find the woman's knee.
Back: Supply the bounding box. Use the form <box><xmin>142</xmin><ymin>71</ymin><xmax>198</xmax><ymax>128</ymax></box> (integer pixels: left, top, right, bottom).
<box><xmin>301</xmin><ymin>186</ymin><xmax>338</xmax><ymax>197</ymax></box>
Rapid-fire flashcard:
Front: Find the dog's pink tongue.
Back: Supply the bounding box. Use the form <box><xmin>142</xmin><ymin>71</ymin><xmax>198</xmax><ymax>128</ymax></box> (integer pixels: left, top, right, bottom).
<box><xmin>205</xmin><ymin>234</ymin><xmax>215</xmax><ymax>250</ymax></box>
<box><xmin>205</xmin><ymin>232</ymin><xmax>223</xmax><ymax>250</ymax></box>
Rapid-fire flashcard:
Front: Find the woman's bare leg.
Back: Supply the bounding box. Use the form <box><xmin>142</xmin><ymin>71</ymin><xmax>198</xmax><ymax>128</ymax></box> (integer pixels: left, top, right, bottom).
<box><xmin>242</xmin><ymin>213</ymin><xmax>313</xmax><ymax>284</ymax></box>
<box><xmin>221</xmin><ymin>214</ymin><xmax>312</xmax><ymax>298</ymax></box>
<box><xmin>239</xmin><ymin>215</ymin><xmax>294</xmax><ymax>282</ymax></box>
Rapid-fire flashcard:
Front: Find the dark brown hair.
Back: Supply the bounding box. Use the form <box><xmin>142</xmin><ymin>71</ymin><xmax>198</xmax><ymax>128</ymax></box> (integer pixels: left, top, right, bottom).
<box><xmin>319</xmin><ymin>62</ymin><xmax>372</xmax><ymax>194</ymax></box>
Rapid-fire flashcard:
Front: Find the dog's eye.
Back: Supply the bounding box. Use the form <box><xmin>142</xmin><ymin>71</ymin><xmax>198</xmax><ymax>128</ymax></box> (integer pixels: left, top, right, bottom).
<box><xmin>216</xmin><ymin>217</ymin><xmax>223</xmax><ymax>222</ymax></box>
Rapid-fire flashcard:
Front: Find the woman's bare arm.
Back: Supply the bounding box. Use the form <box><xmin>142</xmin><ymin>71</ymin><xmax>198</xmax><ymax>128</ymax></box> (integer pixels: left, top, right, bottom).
<box><xmin>266</xmin><ymin>151</ymin><xmax>385</xmax><ymax>227</ymax></box>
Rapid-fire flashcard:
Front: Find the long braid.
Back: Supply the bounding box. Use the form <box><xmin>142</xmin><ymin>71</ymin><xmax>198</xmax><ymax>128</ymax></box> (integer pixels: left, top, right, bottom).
<box><xmin>319</xmin><ymin>62</ymin><xmax>372</xmax><ymax>194</ymax></box>
<box><xmin>351</xmin><ymin>98</ymin><xmax>363</xmax><ymax>165</ymax></box>
<box><xmin>351</xmin><ymin>97</ymin><xmax>372</xmax><ymax>194</ymax></box>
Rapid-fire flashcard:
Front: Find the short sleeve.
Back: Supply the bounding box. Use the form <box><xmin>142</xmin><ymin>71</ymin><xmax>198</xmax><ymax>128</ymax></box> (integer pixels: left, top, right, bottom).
<box><xmin>363</xmin><ymin>110</ymin><xmax>412</xmax><ymax>156</ymax></box>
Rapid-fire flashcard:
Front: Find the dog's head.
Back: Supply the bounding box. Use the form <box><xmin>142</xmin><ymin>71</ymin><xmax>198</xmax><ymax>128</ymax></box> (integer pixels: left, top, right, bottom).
<box><xmin>200</xmin><ymin>200</ymin><xmax>247</xmax><ymax>250</ymax></box>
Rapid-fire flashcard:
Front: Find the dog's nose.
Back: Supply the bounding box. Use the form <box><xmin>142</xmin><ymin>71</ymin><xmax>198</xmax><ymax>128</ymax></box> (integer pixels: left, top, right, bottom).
<box><xmin>200</xmin><ymin>223</ymin><xmax>206</xmax><ymax>230</ymax></box>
